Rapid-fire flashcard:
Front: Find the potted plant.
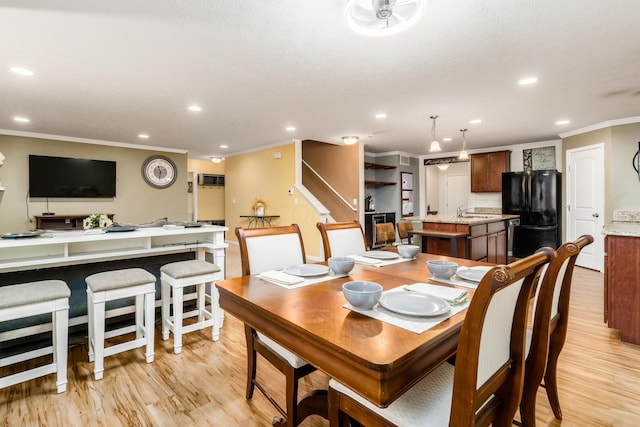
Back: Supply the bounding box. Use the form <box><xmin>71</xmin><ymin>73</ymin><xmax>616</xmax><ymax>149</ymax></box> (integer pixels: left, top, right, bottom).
<box><xmin>252</xmin><ymin>198</ymin><xmax>267</xmax><ymax>217</ymax></box>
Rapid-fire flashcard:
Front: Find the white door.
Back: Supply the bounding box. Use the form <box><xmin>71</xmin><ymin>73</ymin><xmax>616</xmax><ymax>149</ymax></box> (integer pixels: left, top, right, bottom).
<box><xmin>566</xmin><ymin>144</ymin><xmax>604</xmax><ymax>271</ymax></box>
<box><xmin>445</xmin><ymin>175</ymin><xmax>469</xmax><ymax>216</ymax></box>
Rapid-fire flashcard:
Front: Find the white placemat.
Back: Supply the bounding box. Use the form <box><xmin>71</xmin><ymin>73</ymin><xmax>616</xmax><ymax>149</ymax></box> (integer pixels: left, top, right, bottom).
<box><xmin>343</xmin><ymin>287</ymin><xmax>468</xmax><ymax>334</ymax></box>
<box><xmin>258</xmin><ymin>270</ymin><xmax>347</xmax><ymax>289</ymax></box>
<box><xmin>348</xmin><ymin>255</ymin><xmax>414</xmax><ymax>267</ymax></box>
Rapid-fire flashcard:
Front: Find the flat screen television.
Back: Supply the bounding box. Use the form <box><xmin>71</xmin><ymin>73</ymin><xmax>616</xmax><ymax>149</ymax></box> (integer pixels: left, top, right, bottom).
<box><xmin>29</xmin><ymin>155</ymin><xmax>116</xmax><ymax>198</ymax></box>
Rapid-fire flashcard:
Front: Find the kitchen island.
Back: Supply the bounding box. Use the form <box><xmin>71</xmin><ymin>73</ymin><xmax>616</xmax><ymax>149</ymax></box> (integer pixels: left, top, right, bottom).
<box><xmin>407</xmin><ymin>213</ymin><xmax>519</xmax><ymax>264</ymax></box>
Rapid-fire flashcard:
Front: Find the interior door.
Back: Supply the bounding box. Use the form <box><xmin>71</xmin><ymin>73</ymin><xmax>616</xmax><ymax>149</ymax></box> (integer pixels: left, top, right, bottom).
<box><xmin>566</xmin><ymin>144</ymin><xmax>604</xmax><ymax>271</ymax></box>
<box><xmin>445</xmin><ymin>175</ymin><xmax>469</xmax><ymax>215</ymax></box>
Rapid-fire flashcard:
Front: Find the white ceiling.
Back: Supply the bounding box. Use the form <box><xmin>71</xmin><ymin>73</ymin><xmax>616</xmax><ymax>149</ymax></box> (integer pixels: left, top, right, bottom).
<box><xmin>1</xmin><ymin>0</ymin><xmax>639</xmax><ymax>159</ymax></box>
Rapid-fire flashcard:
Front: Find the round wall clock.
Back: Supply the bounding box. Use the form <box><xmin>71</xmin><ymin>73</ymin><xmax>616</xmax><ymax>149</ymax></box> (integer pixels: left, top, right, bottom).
<box><xmin>141</xmin><ymin>155</ymin><xmax>177</xmax><ymax>188</ymax></box>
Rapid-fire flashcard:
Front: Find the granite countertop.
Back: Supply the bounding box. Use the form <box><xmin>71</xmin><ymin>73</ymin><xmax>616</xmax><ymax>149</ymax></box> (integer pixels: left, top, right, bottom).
<box><xmin>406</xmin><ymin>214</ymin><xmax>519</xmax><ymax>226</ymax></box>
<box><xmin>602</xmin><ymin>210</ymin><xmax>640</xmax><ymax>237</ymax></box>
<box><xmin>602</xmin><ymin>222</ymin><xmax>640</xmax><ymax>237</ymax></box>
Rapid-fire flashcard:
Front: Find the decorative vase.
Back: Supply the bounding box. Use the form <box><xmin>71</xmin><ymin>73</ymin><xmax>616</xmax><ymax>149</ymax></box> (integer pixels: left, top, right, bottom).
<box><xmin>255</xmin><ymin>206</ymin><xmax>264</xmax><ymax>217</ymax></box>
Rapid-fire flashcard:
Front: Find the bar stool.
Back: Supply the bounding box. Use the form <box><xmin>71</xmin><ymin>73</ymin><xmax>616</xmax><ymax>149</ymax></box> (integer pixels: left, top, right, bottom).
<box><xmin>160</xmin><ymin>259</ymin><xmax>222</xmax><ymax>354</ymax></box>
<box><xmin>0</xmin><ymin>280</ymin><xmax>70</xmax><ymax>393</ymax></box>
<box><xmin>85</xmin><ymin>268</ymin><xmax>156</xmax><ymax>380</ymax></box>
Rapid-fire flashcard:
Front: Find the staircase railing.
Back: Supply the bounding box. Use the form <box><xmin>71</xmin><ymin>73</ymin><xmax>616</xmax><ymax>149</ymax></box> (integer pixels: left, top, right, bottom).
<box><xmin>302</xmin><ymin>160</ymin><xmax>357</xmax><ymax>213</ymax></box>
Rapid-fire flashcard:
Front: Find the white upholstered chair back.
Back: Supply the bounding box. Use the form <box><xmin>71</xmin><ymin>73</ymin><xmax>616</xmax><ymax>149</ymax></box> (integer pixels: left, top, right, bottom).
<box><xmin>326</xmin><ymin>227</ymin><xmax>367</xmax><ymax>258</ymax></box>
<box><xmin>245</xmin><ymin>233</ymin><xmax>305</xmax><ymax>275</ymax></box>
<box><xmin>236</xmin><ymin>224</ymin><xmax>306</xmax><ymax>276</ymax></box>
<box><xmin>316</xmin><ymin>222</ymin><xmax>367</xmax><ymax>260</ymax></box>
<box><xmin>532</xmin><ymin>258</ymin><xmax>569</xmax><ymax>326</ymax></box>
<box><xmin>477</xmin><ymin>277</ymin><xmax>526</xmax><ymax>387</ymax></box>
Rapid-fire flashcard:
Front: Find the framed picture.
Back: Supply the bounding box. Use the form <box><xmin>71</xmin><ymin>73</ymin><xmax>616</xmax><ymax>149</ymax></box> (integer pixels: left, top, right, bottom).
<box><xmin>401</xmin><ymin>172</ymin><xmax>413</xmax><ymax>190</ymax></box>
<box><xmin>401</xmin><ymin>173</ymin><xmax>414</xmax><ymax>216</ymax></box>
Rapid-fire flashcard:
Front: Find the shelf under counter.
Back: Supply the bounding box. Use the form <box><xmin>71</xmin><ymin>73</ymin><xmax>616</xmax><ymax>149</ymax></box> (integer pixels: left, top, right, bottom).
<box><xmin>0</xmin><ymin>226</ymin><xmax>228</xmax><ymax>273</ymax></box>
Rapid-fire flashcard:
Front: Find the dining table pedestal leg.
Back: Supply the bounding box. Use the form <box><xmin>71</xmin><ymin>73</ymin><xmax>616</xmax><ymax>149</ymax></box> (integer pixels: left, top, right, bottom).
<box><xmin>271</xmin><ymin>389</ymin><xmax>328</xmax><ymax>426</ymax></box>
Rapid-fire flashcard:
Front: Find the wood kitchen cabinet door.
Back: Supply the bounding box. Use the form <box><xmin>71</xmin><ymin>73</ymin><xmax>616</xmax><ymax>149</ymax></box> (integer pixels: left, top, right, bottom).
<box><xmin>470</xmin><ymin>150</ymin><xmax>511</xmax><ymax>192</ymax></box>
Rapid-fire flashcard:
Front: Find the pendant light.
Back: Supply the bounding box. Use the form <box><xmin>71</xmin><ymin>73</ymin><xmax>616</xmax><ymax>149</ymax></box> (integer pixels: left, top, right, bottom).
<box><xmin>458</xmin><ymin>128</ymin><xmax>469</xmax><ymax>160</ymax></box>
<box><xmin>429</xmin><ymin>115</ymin><xmax>441</xmax><ymax>152</ymax></box>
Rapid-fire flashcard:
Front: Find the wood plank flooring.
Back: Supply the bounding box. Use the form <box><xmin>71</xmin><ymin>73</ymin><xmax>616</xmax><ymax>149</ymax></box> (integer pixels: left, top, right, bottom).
<box><xmin>2</xmin><ymin>245</ymin><xmax>639</xmax><ymax>426</ymax></box>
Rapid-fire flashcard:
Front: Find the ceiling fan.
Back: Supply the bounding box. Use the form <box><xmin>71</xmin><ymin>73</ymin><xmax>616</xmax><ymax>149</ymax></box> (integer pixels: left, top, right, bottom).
<box><xmin>345</xmin><ymin>0</ymin><xmax>425</xmax><ymax>37</ymax></box>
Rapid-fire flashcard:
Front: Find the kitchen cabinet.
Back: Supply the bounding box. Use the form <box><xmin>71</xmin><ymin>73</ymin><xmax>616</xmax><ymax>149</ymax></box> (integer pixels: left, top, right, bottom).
<box><xmin>470</xmin><ymin>150</ymin><xmax>511</xmax><ymax>192</ymax></box>
<box><xmin>605</xmin><ymin>234</ymin><xmax>640</xmax><ymax>344</ymax></box>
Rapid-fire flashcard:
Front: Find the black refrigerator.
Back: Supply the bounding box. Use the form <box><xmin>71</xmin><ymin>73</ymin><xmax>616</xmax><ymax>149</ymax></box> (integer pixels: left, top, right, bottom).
<box><xmin>502</xmin><ymin>170</ymin><xmax>562</xmax><ymax>258</ymax></box>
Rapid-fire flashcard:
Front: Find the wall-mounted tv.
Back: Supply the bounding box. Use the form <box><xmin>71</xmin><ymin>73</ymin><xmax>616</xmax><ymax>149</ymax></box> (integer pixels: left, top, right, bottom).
<box><xmin>29</xmin><ymin>155</ymin><xmax>116</xmax><ymax>198</ymax></box>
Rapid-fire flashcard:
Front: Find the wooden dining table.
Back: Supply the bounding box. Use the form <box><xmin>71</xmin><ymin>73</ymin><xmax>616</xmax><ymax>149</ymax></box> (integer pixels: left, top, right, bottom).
<box><xmin>215</xmin><ymin>253</ymin><xmax>491</xmax><ymax>425</ymax></box>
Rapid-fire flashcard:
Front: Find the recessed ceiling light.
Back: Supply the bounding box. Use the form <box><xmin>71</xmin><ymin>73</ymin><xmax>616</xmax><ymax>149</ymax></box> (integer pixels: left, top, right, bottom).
<box><xmin>219</xmin><ymin>144</ymin><xmax>228</xmax><ymax>149</ymax></box>
<box><xmin>518</xmin><ymin>76</ymin><xmax>539</xmax><ymax>85</ymax></box>
<box><xmin>11</xmin><ymin>67</ymin><xmax>34</xmax><ymax>76</ymax></box>
<box><xmin>285</xmin><ymin>126</ymin><xmax>296</xmax><ymax>131</ymax></box>
<box><xmin>375</xmin><ymin>113</ymin><xmax>387</xmax><ymax>119</ymax></box>
<box><xmin>138</xmin><ymin>133</ymin><xmax>150</xmax><ymax>139</ymax></box>
<box><xmin>14</xmin><ymin>116</ymin><xmax>30</xmax><ymax>123</ymax></box>
<box><xmin>556</xmin><ymin>119</ymin><xmax>570</xmax><ymax>125</ymax></box>
<box><xmin>188</xmin><ymin>105</ymin><xmax>202</xmax><ymax>112</ymax></box>
<box><xmin>442</xmin><ymin>137</ymin><xmax>452</xmax><ymax>142</ymax></box>
<box><xmin>469</xmin><ymin>119</ymin><xmax>482</xmax><ymax>124</ymax></box>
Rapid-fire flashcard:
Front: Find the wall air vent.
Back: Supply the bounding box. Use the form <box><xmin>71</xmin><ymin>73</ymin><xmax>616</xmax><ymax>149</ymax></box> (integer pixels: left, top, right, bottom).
<box><xmin>399</xmin><ymin>155</ymin><xmax>411</xmax><ymax>166</ymax></box>
<box><xmin>198</xmin><ymin>174</ymin><xmax>225</xmax><ymax>186</ymax></box>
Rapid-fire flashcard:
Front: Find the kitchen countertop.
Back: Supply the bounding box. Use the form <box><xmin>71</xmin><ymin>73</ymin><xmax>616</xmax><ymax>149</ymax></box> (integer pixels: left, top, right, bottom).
<box><xmin>602</xmin><ymin>222</ymin><xmax>640</xmax><ymax>237</ymax></box>
<box><xmin>406</xmin><ymin>214</ymin><xmax>519</xmax><ymax>226</ymax></box>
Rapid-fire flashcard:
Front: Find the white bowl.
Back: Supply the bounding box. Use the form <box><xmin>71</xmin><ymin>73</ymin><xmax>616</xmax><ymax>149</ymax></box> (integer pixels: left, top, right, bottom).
<box><xmin>397</xmin><ymin>244</ymin><xmax>420</xmax><ymax>259</ymax></box>
<box><xmin>328</xmin><ymin>256</ymin><xmax>355</xmax><ymax>275</ymax></box>
<box><xmin>342</xmin><ymin>281</ymin><xmax>383</xmax><ymax>310</ymax></box>
<box><xmin>427</xmin><ymin>260</ymin><xmax>459</xmax><ymax>279</ymax></box>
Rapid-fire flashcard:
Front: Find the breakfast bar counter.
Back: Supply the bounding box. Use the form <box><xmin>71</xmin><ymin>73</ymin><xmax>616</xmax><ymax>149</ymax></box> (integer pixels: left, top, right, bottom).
<box><xmin>0</xmin><ymin>225</ymin><xmax>227</xmax><ymax>274</ymax></box>
<box><xmin>0</xmin><ymin>225</ymin><xmax>228</xmax><ymax>343</ymax></box>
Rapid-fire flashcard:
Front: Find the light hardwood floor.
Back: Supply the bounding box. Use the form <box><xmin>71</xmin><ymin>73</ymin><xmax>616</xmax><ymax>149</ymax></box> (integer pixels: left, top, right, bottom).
<box><xmin>1</xmin><ymin>244</ymin><xmax>639</xmax><ymax>426</ymax></box>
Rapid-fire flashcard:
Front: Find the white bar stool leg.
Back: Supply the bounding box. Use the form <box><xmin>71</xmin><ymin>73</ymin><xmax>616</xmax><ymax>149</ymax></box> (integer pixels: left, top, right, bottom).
<box><xmin>173</xmin><ymin>286</ymin><xmax>184</xmax><ymax>354</ymax></box>
<box><xmin>211</xmin><ymin>283</ymin><xmax>220</xmax><ymax>342</ymax></box>
<box><xmin>54</xmin><ymin>306</ymin><xmax>69</xmax><ymax>393</ymax></box>
<box><xmin>145</xmin><ymin>291</ymin><xmax>155</xmax><ymax>363</ymax></box>
<box><xmin>161</xmin><ymin>280</ymin><xmax>171</xmax><ymax>341</ymax></box>
<box><xmin>93</xmin><ymin>293</ymin><xmax>106</xmax><ymax>381</ymax></box>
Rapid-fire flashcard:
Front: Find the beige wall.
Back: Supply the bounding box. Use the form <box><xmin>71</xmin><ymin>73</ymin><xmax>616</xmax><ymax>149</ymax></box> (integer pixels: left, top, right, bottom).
<box><xmin>225</xmin><ymin>143</ymin><xmax>323</xmax><ymax>258</ymax></box>
<box><xmin>187</xmin><ymin>158</ymin><xmax>225</xmax><ymax>221</ymax></box>
<box><xmin>563</xmin><ymin>122</ymin><xmax>640</xmax><ymax>224</ymax></box>
<box><xmin>611</xmin><ymin>123</ymin><xmax>640</xmax><ymax>212</ymax></box>
<box><xmin>0</xmin><ymin>134</ymin><xmax>188</xmax><ymax>233</ymax></box>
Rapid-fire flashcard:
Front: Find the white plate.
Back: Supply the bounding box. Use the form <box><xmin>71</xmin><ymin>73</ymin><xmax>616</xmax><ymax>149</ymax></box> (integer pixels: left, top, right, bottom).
<box><xmin>379</xmin><ymin>292</ymin><xmax>450</xmax><ymax>317</ymax></box>
<box><xmin>360</xmin><ymin>250</ymin><xmax>400</xmax><ymax>260</ymax></box>
<box><xmin>456</xmin><ymin>266</ymin><xmax>493</xmax><ymax>282</ymax></box>
<box><xmin>283</xmin><ymin>264</ymin><xmax>330</xmax><ymax>277</ymax></box>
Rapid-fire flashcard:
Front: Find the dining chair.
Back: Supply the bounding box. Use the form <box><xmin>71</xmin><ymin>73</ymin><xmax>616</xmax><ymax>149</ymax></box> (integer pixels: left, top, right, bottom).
<box><xmin>235</xmin><ymin>224</ymin><xmax>317</xmax><ymax>426</ymax></box>
<box><xmin>518</xmin><ymin>235</ymin><xmax>594</xmax><ymax>427</ymax></box>
<box><xmin>316</xmin><ymin>221</ymin><xmax>368</xmax><ymax>260</ymax></box>
<box><xmin>396</xmin><ymin>221</ymin><xmax>413</xmax><ymax>244</ymax></box>
<box><xmin>328</xmin><ymin>247</ymin><xmax>555</xmax><ymax>427</ymax></box>
<box><xmin>374</xmin><ymin>222</ymin><xmax>397</xmax><ymax>249</ymax></box>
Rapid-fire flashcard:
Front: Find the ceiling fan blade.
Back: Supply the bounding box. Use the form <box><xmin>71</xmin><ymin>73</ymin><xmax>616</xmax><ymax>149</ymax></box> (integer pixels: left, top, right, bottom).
<box><xmin>391</xmin><ymin>14</ymin><xmax>407</xmax><ymax>24</ymax></box>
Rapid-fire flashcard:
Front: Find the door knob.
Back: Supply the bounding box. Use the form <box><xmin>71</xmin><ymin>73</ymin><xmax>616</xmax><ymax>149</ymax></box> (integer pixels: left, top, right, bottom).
<box><xmin>592</xmin><ymin>213</ymin><xmax>600</xmax><ymax>218</ymax></box>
